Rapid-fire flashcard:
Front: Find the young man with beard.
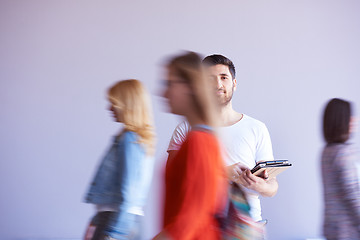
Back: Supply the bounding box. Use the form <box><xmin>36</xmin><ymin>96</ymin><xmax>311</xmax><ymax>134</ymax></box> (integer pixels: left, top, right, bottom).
<box><xmin>167</xmin><ymin>54</ymin><xmax>278</xmax><ymax>222</ymax></box>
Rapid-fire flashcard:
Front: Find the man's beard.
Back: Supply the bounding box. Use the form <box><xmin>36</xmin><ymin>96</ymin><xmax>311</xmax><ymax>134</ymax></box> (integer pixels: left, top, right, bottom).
<box><xmin>218</xmin><ymin>86</ymin><xmax>234</xmax><ymax>106</ymax></box>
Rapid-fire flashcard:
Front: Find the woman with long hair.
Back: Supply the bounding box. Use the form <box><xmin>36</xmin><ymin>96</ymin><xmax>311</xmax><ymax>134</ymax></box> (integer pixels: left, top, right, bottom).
<box><xmin>321</xmin><ymin>98</ymin><xmax>360</xmax><ymax>239</ymax></box>
<box><xmin>153</xmin><ymin>51</ymin><xmax>227</xmax><ymax>240</ymax></box>
<box><xmin>84</xmin><ymin>79</ymin><xmax>155</xmax><ymax>240</ymax></box>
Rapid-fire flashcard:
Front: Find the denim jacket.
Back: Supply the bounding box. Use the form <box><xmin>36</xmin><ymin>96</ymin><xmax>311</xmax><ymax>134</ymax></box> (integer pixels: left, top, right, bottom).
<box><xmin>85</xmin><ymin>131</ymin><xmax>154</xmax><ymax>215</ymax></box>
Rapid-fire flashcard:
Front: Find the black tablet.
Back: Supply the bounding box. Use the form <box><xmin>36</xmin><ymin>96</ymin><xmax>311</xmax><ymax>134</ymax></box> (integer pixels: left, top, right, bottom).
<box><xmin>251</xmin><ymin>160</ymin><xmax>292</xmax><ymax>178</ymax></box>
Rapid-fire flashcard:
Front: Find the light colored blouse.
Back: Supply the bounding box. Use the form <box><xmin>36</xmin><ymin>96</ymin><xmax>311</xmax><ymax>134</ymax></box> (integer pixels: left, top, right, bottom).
<box><xmin>321</xmin><ymin>143</ymin><xmax>360</xmax><ymax>239</ymax></box>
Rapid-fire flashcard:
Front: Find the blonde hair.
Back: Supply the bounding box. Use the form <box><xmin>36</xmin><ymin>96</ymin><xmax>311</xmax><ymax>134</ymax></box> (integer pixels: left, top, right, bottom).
<box><xmin>108</xmin><ymin>79</ymin><xmax>155</xmax><ymax>155</ymax></box>
<box><xmin>167</xmin><ymin>51</ymin><xmax>218</xmax><ymax>127</ymax></box>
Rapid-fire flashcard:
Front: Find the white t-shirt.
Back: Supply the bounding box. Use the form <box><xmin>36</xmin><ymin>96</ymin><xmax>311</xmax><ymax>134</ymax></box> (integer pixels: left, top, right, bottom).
<box><xmin>167</xmin><ymin>114</ymin><xmax>274</xmax><ymax>221</ymax></box>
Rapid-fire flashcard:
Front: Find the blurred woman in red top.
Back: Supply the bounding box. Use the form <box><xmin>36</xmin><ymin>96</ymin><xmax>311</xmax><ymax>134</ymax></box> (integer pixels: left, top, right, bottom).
<box><xmin>153</xmin><ymin>52</ymin><xmax>227</xmax><ymax>240</ymax></box>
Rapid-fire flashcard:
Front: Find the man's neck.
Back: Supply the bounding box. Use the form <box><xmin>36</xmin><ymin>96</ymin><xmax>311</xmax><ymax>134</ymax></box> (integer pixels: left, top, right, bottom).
<box><xmin>187</xmin><ymin>115</ymin><xmax>207</xmax><ymax>128</ymax></box>
<box><xmin>218</xmin><ymin>102</ymin><xmax>243</xmax><ymax>127</ymax></box>
<box><xmin>185</xmin><ymin>107</ymin><xmax>208</xmax><ymax>128</ymax></box>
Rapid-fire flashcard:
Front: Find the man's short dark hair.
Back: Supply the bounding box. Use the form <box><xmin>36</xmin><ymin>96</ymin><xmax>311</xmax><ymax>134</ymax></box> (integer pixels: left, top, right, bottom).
<box><xmin>323</xmin><ymin>98</ymin><xmax>352</xmax><ymax>144</ymax></box>
<box><xmin>202</xmin><ymin>54</ymin><xmax>236</xmax><ymax>79</ymax></box>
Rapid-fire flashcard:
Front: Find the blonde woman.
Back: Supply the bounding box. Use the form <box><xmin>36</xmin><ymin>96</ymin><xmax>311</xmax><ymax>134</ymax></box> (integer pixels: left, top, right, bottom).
<box><xmin>84</xmin><ymin>79</ymin><xmax>155</xmax><ymax>240</ymax></box>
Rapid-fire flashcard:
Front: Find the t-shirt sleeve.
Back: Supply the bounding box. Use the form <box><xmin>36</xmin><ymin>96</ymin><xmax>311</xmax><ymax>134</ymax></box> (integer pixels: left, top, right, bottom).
<box><xmin>255</xmin><ymin>123</ymin><xmax>274</xmax><ymax>162</ymax></box>
<box><xmin>167</xmin><ymin>121</ymin><xmax>190</xmax><ymax>152</ymax></box>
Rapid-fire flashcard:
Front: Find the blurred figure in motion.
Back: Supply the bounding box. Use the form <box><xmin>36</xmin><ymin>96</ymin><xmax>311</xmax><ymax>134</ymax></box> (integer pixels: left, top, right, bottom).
<box><xmin>153</xmin><ymin>51</ymin><xmax>227</xmax><ymax>240</ymax></box>
<box><xmin>84</xmin><ymin>79</ymin><xmax>155</xmax><ymax>240</ymax></box>
<box><xmin>321</xmin><ymin>98</ymin><xmax>360</xmax><ymax>240</ymax></box>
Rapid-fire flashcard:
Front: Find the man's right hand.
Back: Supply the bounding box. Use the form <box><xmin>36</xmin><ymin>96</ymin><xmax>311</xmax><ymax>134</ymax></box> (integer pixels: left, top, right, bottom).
<box><xmin>226</xmin><ymin>163</ymin><xmax>247</xmax><ymax>182</ymax></box>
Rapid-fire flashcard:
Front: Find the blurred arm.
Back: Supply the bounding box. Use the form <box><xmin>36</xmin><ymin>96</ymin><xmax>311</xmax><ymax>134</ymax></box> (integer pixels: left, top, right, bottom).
<box><xmin>335</xmin><ymin>153</ymin><xmax>360</xmax><ymax>231</ymax></box>
<box><xmin>109</xmin><ymin>132</ymin><xmax>145</xmax><ymax>238</ymax></box>
<box><xmin>164</xmin><ymin>132</ymin><xmax>223</xmax><ymax>239</ymax></box>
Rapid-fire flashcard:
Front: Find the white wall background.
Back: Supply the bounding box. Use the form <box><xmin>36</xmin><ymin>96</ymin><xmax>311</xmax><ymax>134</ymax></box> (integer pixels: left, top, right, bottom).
<box><xmin>1</xmin><ymin>1</ymin><xmax>360</xmax><ymax>239</ymax></box>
